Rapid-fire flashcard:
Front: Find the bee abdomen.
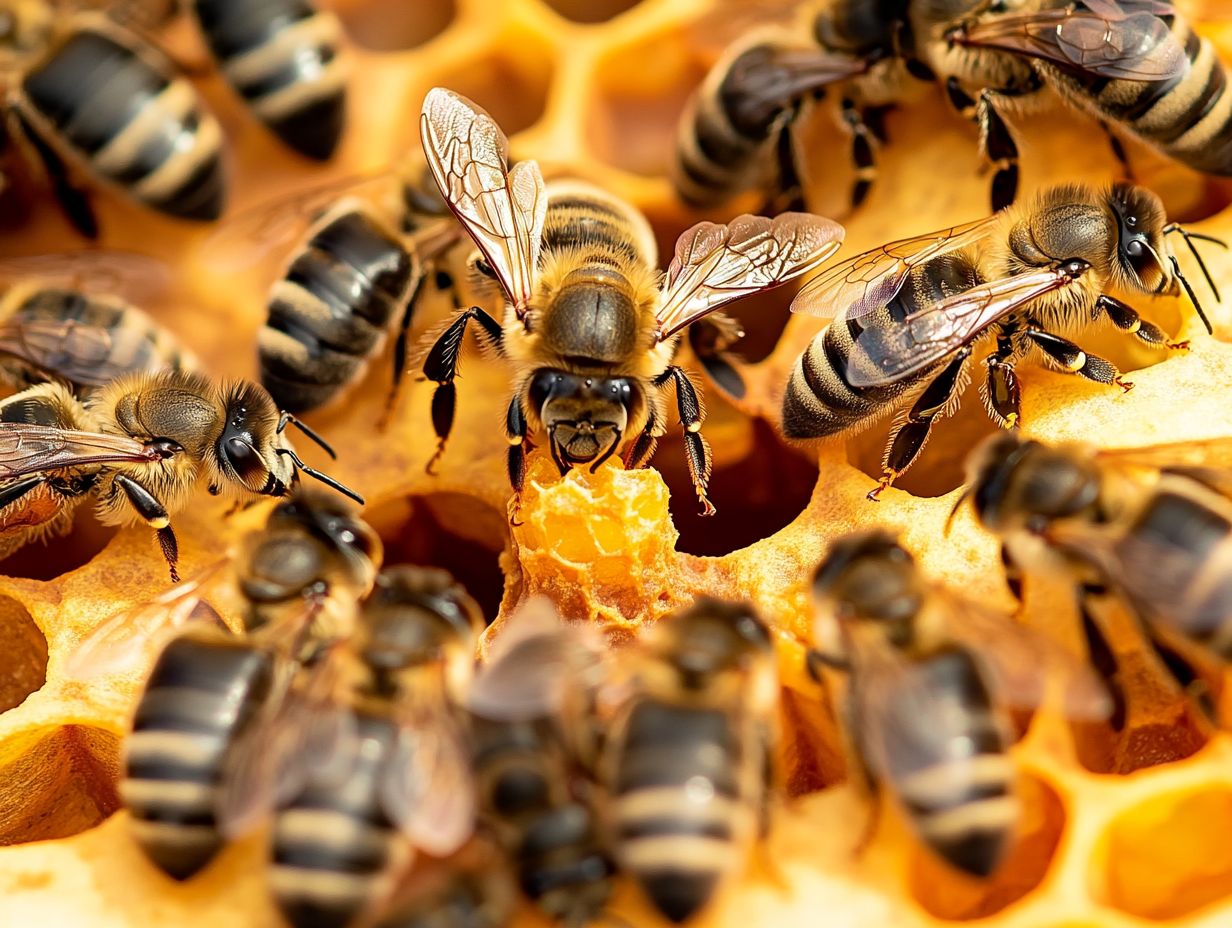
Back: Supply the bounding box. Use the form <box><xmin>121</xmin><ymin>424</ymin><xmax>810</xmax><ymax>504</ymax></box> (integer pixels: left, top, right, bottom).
<box><xmin>515</xmin><ymin>802</ymin><xmax>612</xmax><ymax>915</ymax></box>
<box><xmin>123</xmin><ymin>637</ymin><xmax>274</xmax><ymax>879</ymax></box>
<box><xmin>21</xmin><ymin>27</ymin><xmax>225</xmax><ymax>220</ymax></box>
<box><xmin>192</xmin><ymin>0</ymin><xmax>348</xmax><ymax>160</ymax></box>
<box><xmin>259</xmin><ymin>209</ymin><xmax>413</xmax><ymax>413</ymax></box>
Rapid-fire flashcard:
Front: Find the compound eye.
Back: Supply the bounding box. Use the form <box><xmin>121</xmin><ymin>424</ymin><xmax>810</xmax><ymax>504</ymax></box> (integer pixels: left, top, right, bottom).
<box><xmin>224</xmin><ymin>437</ymin><xmax>265</xmax><ymax>483</ymax></box>
<box><xmin>1124</xmin><ymin>237</ymin><xmax>1157</xmax><ymax>279</ymax></box>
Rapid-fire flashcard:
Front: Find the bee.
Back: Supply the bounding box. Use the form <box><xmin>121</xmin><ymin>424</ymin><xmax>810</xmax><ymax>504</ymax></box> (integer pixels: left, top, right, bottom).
<box><xmin>783</xmin><ymin>182</ymin><xmax>1224</xmax><ymax>500</ymax></box>
<box><xmin>262</xmin><ymin>565</ymin><xmax>482</xmax><ymax>928</ymax></box>
<box><xmin>0</xmin><ymin>1</ymin><xmax>226</xmax><ymax>238</ymax></box>
<box><xmin>68</xmin><ymin>490</ymin><xmax>383</xmax><ymax>880</ymax></box>
<box><xmin>187</xmin><ymin>0</ymin><xmax>349</xmax><ymax>161</ymax></box>
<box><xmin>0</xmin><ymin>369</ymin><xmax>362</xmax><ymax>578</ymax></box>
<box><xmin>674</xmin><ymin>1</ymin><xmax>932</xmax><ymax>211</ymax></box>
<box><xmin>371</xmin><ymin>845</ymin><xmax>516</xmax><ymax>928</ymax></box>
<box><xmin>961</xmin><ymin>432</ymin><xmax>1232</xmax><ymax>693</ymax></box>
<box><xmin>465</xmin><ymin>597</ymin><xmax>617</xmax><ymax>927</ymax></box>
<box><xmin>808</xmin><ymin>530</ymin><xmax>1109</xmax><ymax>876</ymax></box>
<box><xmin>418</xmin><ymin>87</ymin><xmax>844</xmax><ymax>515</ymax></box>
<box><xmin>600</xmin><ymin>598</ymin><xmax>778</xmax><ymax>923</ymax></box>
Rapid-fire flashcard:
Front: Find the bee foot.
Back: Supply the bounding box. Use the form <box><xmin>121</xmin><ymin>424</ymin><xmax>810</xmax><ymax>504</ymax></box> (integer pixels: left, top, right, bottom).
<box><xmin>867</xmin><ymin>473</ymin><xmax>897</xmax><ymax>501</ymax></box>
<box><xmin>1167</xmin><ymin>340</ymin><xmax>1191</xmax><ymax>351</ymax></box>
<box><xmin>1115</xmin><ymin>377</ymin><xmax>1135</xmax><ymax>393</ymax></box>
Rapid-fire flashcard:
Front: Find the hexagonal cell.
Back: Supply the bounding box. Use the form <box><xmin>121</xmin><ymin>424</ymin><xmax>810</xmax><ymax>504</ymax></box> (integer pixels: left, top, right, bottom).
<box><xmin>1100</xmin><ymin>786</ymin><xmax>1232</xmax><ymax>919</ymax></box>
<box><xmin>908</xmin><ymin>771</ymin><xmax>1066</xmax><ymax>920</ymax></box>
<box><xmin>429</xmin><ymin>39</ymin><xmax>554</xmax><ymax>138</ymax></box>
<box><xmin>0</xmin><ymin>596</ymin><xmax>46</xmax><ymax>713</ymax></box>
<box><xmin>587</xmin><ymin>25</ymin><xmax>710</xmax><ymax>177</ymax></box>
<box><xmin>0</xmin><ymin>508</ymin><xmax>117</xmax><ymax>582</ymax></box>
<box><xmin>541</xmin><ymin>0</ymin><xmax>643</xmax><ymax>23</ymax></box>
<box><xmin>0</xmin><ymin>725</ymin><xmax>121</xmax><ymax>844</ymax></box>
<box><xmin>330</xmin><ymin>0</ymin><xmax>456</xmax><ymax>50</ymax></box>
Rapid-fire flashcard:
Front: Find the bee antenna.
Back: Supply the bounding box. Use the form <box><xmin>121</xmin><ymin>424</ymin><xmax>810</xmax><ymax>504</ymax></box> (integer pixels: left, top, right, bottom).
<box><xmin>1165</xmin><ymin>223</ymin><xmax>1223</xmax><ymax>313</ymax></box>
<box><xmin>276</xmin><ymin>447</ymin><xmax>365</xmax><ymax>505</ymax></box>
<box><xmin>945</xmin><ymin>486</ymin><xmax>972</xmax><ymax>535</ymax></box>
<box><xmin>277</xmin><ymin>411</ymin><xmax>338</xmax><ymax>460</ymax></box>
<box><xmin>1167</xmin><ymin>253</ymin><xmax>1214</xmax><ymax>336</ymax></box>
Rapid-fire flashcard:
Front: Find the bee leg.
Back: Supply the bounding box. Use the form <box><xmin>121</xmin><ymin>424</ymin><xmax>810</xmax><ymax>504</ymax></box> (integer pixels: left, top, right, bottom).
<box><xmin>623</xmin><ymin>411</ymin><xmax>660</xmax><ymax>471</ymax></box>
<box><xmin>985</xmin><ymin>359</ymin><xmax>1021</xmax><ymax>428</ymax></box>
<box><xmin>1101</xmin><ymin>121</ymin><xmax>1135</xmax><ymax>181</ymax></box>
<box><xmin>1076</xmin><ymin>591</ymin><xmax>1128</xmax><ymax>732</ymax></box>
<box><xmin>661</xmin><ymin>366</ymin><xmax>715</xmax><ymax>516</ymax></box>
<box><xmin>422</xmin><ymin>307</ymin><xmax>505</xmax><ymax>474</ymax></box>
<box><xmin>974</xmin><ymin>91</ymin><xmax>1019</xmax><ymax>211</ymax></box>
<box><xmin>381</xmin><ymin>270</ymin><xmax>429</xmax><ymax>428</ymax></box>
<box><xmin>113</xmin><ymin>473</ymin><xmax>179</xmax><ymax>582</ymax></box>
<box><xmin>0</xmin><ymin>475</ymin><xmax>46</xmax><ymax>511</ymax></box>
<box><xmin>506</xmin><ymin>396</ymin><xmax>530</xmax><ymax>526</ymax></box>
<box><xmin>1025</xmin><ymin>328</ymin><xmax>1133</xmax><ymax>391</ymax></box>
<box><xmin>687</xmin><ymin>312</ymin><xmax>747</xmax><ymax>401</ymax></box>
<box><xmin>1095</xmin><ymin>294</ymin><xmax>1187</xmax><ymax>350</ymax></box>
<box><xmin>769</xmin><ymin>106</ymin><xmax>807</xmax><ymax>214</ymax></box>
<box><xmin>9</xmin><ymin>106</ymin><xmax>98</xmax><ymax>239</ymax></box>
<box><xmin>840</xmin><ymin>98</ymin><xmax>879</xmax><ymax>211</ymax></box>
<box><xmin>872</xmin><ymin>347</ymin><xmax>971</xmax><ymax>501</ymax></box>
<box><xmin>1001</xmin><ymin>545</ymin><xmax>1024</xmax><ymax>609</ymax></box>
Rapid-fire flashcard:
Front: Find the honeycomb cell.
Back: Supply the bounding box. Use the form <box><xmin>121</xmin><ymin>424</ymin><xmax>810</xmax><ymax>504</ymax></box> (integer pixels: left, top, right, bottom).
<box><xmin>0</xmin><ymin>726</ymin><xmax>120</xmax><ymax>844</ymax></box>
<box><xmin>0</xmin><ymin>511</ymin><xmax>116</xmax><ymax>582</ymax></box>
<box><xmin>331</xmin><ymin>0</ymin><xmax>457</xmax><ymax>49</ymax></box>
<box><xmin>908</xmin><ymin>772</ymin><xmax>1066</xmax><ymax>920</ymax></box>
<box><xmin>0</xmin><ymin>597</ymin><xmax>46</xmax><ymax>713</ymax></box>
<box><xmin>541</xmin><ymin>0</ymin><xmax>643</xmax><ymax>24</ymax></box>
<box><xmin>429</xmin><ymin>38</ymin><xmax>554</xmax><ymax>137</ymax></box>
<box><xmin>1100</xmin><ymin>786</ymin><xmax>1232</xmax><ymax>919</ymax></box>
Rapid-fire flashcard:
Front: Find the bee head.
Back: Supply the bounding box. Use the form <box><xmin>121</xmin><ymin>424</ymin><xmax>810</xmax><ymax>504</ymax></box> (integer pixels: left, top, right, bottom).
<box><xmin>966</xmin><ymin>432</ymin><xmax>1100</xmax><ymax>535</ymax></box>
<box><xmin>812</xmin><ymin>530</ymin><xmax>922</xmax><ymax>646</ymax></box>
<box><xmin>650</xmin><ymin>598</ymin><xmax>772</xmax><ymax>691</ymax></box>
<box><xmin>216</xmin><ymin>382</ymin><xmax>285</xmax><ymax>494</ymax></box>
<box><xmin>1108</xmin><ymin>183</ymin><xmax>1171</xmax><ymax>294</ymax></box>
<box><xmin>528</xmin><ymin>370</ymin><xmax>639</xmax><ymax>473</ymax></box>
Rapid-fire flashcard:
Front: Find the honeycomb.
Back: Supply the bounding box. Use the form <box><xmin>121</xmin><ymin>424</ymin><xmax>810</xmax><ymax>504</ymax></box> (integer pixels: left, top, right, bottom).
<box><xmin>2</xmin><ymin>0</ymin><xmax>1232</xmax><ymax>926</ymax></box>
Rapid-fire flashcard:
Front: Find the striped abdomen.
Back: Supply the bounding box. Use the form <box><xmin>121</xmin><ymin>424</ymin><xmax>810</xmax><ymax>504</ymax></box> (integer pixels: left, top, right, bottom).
<box><xmin>259</xmin><ymin>207</ymin><xmax>414</xmax><ymax>413</ymax></box>
<box><xmin>270</xmin><ymin>712</ymin><xmax>402</xmax><ymax>928</ymax></box>
<box><xmin>1</xmin><ymin>289</ymin><xmax>189</xmax><ymax>390</ymax></box>
<box><xmin>782</xmin><ymin>253</ymin><xmax>981</xmax><ymax>439</ymax></box>
<box><xmin>21</xmin><ymin>25</ymin><xmax>225</xmax><ymax>220</ymax></box>
<box><xmin>122</xmin><ymin>636</ymin><xmax>274</xmax><ymax>880</ymax></box>
<box><xmin>1117</xmin><ymin>485</ymin><xmax>1232</xmax><ymax>658</ymax></box>
<box><xmin>192</xmin><ymin>0</ymin><xmax>348</xmax><ymax>160</ymax></box>
<box><xmin>610</xmin><ymin>700</ymin><xmax>758</xmax><ymax>924</ymax></box>
<box><xmin>1041</xmin><ymin>15</ymin><xmax>1232</xmax><ymax>175</ymax></box>
<box><xmin>873</xmin><ymin>647</ymin><xmax>1017</xmax><ymax>877</ymax></box>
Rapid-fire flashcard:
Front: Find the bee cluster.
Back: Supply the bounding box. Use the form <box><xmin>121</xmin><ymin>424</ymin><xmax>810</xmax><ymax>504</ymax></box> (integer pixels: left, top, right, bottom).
<box><xmin>1</xmin><ymin>2</ymin><xmax>1232</xmax><ymax>928</ymax></box>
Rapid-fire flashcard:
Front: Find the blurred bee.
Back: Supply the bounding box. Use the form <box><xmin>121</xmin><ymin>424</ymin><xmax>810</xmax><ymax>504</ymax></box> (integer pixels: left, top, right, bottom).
<box><xmin>0</xmin><ymin>369</ymin><xmax>362</xmax><ymax>578</ymax></box>
<box><xmin>784</xmin><ymin>182</ymin><xmax>1223</xmax><ymax>500</ymax></box>
<box><xmin>809</xmin><ymin>530</ymin><xmax>1110</xmax><ymax>876</ymax></box>
<box><xmin>0</xmin><ymin>0</ymin><xmax>226</xmax><ymax>238</ymax></box>
<box><xmin>419</xmin><ymin>87</ymin><xmax>844</xmax><ymax>515</ymax></box>
<box><xmin>68</xmin><ymin>490</ymin><xmax>382</xmax><ymax>880</ymax></box>
<box><xmin>600</xmin><ymin>598</ymin><xmax>778</xmax><ymax>923</ymax></box>
<box><xmin>259</xmin><ymin>565</ymin><xmax>482</xmax><ymax>928</ymax></box>
<box><xmin>371</xmin><ymin>844</ymin><xmax>517</xmax><ymax>928</ymax></box>
<box><xmin>674</xmin><ymin>1</ymin><xmax>932</xmax><ymax>211</ymax></box>
<box><xmin>962</xmin><ymin>432</ymin><xmax>1232</xmax><ymax>706</ymax></box>
<box><xmin>186</xmin><ymin>0</ymin><xmax>349</xmax><ymax>161</ymax></box>
<box><xmin>465</xmin><ymin>597</ymin><xmax>617</xmax><ymax>927</ymax></box>
<box><xmin>680</xmin><ymin>1</ymin><xmax>1230</xmax><ymax>213</ymax></box>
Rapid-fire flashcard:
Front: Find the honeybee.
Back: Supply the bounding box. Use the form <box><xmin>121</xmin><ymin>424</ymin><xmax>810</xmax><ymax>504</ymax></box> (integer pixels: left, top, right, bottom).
<box><xmin>962</xmin><ymin>432</ymin><xmax>1232</xmax><ymax>683</ymax></box>
<box><xmin>600</xmin><ymin>598</ymin><xmax>778</xmax><ymax>923</ymax></box>
<box><xmin>680</xmin><ymin>1</ymin><xmax>1232</xmax><ymax>213</ymax></box>
<box><xmin>70</xmin><ymin>490</ymin><xmax>382</xmax><ymax>880</ymax></box>
<box><xmin>0</xmin><ymin>370</ymin><xmax>362</xmax><ymax>578</ymax></box>
<box><xmin>465</xmin><ymin>597</ymin><xmax>617</xmax><ymax>926</ymax></box>
<box><xmin>419</xmin><ymin>87</ymin><xmax>844</xmax><ymax>515</ymax></box>
<box><xmin>186</xmin><ymin>0</ymin><xmax>349</xmax><ymax>161</ymax></box>
<box><xmin>784</xmin><ymin>182</ymin><xmax>1223</xmax><ymax>500</ymax></box>
<box><xmin>371</xmin><ymin>845</ymin><xmax>516</xmax><ymax>928</ymax></box>
<box><xmin>0</xmin><ymin>1</ymin><xmax>226</xmax><ymax>238</ymax></box>
<box><xmin>809</xmin><ymin>530</ymin><xmax>1109</xmax><ymax>876</ymax></box>
<box><xmin>259</xmin><ymin>565</ymin><xmax>482</xmax><ymax>928</ymax></box>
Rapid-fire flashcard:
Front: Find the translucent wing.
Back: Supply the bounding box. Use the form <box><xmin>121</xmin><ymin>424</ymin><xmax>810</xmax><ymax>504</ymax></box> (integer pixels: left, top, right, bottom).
<box><xmin>843</xmin><ymin>265</ymin><xmax>1089</xmax><ymax>387</ymax></box>
<box><xmin>66</xmin><ymin>560</ymin><xmax>229</xmax><ymax>681</ymax></box>
<box><xmin>790</xmin><ymin>218</ymin><xmax>997</xmax><ymax>321</ymax></box>
<box><xmin>1096</xmin><ymin>438</ymin><xmax>1232</xmax><ymax>483</ymax></box>
<box><xmin>0</xmin><ymin>424</ymin><xmax>164</xmax><ymax>479</ymax></box>
<box><xmin>955</xmin><ymin>5</ymin><xmax>1187</xmax><ymax>81</ymax></box>
<box><xmin>198</xmin><ymin>170</ymin><xmax>403</xmax><ymax>271</ymax></box>
<box><xmin>0</xmin><ymin>314</ymin><xmax>178</xmax><ymax>387</ymax></box>
<box><xmin>0</xmin><ymin>251</ymin><xmax>170</xmax><ymax>305</ymax></box>
<box><xmin>380</xmin><ymin>709</ymin><xmax>476</xmax><ymax>856</ymax></box>
<box><xmin>420</xmin><ymin>88</ymin><xmax>546</xmax><ymax>317</ymax></box>
<box><xmin>656</xmin><ymin>213</ymin><xmax>844</xmax><ymax>340</ymax></box>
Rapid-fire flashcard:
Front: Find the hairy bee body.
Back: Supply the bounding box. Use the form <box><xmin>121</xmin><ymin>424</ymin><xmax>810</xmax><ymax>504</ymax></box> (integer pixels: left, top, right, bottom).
<box><xmin>14</xmin><ymin>18</ymin><xmax>225</xmax><ymax>227</ymax></box>
<box><xmin>190</xmin><ymin>0</ymin><xmax>348</xmax><ymax>161</ymax></box>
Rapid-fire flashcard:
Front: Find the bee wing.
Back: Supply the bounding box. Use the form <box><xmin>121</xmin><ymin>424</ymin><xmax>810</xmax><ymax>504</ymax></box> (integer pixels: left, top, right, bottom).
<box><xmin>790</xmin><ymin>217</ymin><xmax>997</xmax><ymax>322</ymax></box>
<box><xmin>932</xmin><ymin>588</ymin><xmax>1113</xmax><ymax>721</ymax></box>
<box><xmin>380</xmin><ymin>709</ymin><xmax>476</xmax><ymax>857</ymax></box>
<box><xmin>0</xmin><ymin>423</ymin><xmax>164</xmax><ymax>479</ymax></box>
<box><xmin>655</xmin><ymin>213</ymin><xmax>844</xmax><ymax>341</ymax></box>
<box><xmin>419</xmin><ymin>88</ymin><xmax>546</xmax><ymax>318</ymax></box>
<box><xmin>198</xmin><ymin>170</ymin><xmax>404</xmax><ymax>271</ymax></box>
<box><xmin>843</xmin><ymin>265</ymin><xmax>1087</xmax><ymax>387</ymax></box>
<box><xmin>0</xmin><ymin>251</ymin><xmax>171</xmax><ymax>305</ymax></box>
<box><xmin>0</xmin><ymin>315</ymin><xmax>170</xmax><ymax>387</ymax></box>
<box><xmin>66</xmin><ymin>560</ymin><xmax>230</xmax><ymax>681</ymax></box>
<box><xmin>1096</xmin><ymin>438</ymin><xmax>1232</xmax><ymax>486</ymax></box>
<box><xmin>956</xmin><ymin>5</ymin><xmax>1187</xmax><ymax>81</ymax></box>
